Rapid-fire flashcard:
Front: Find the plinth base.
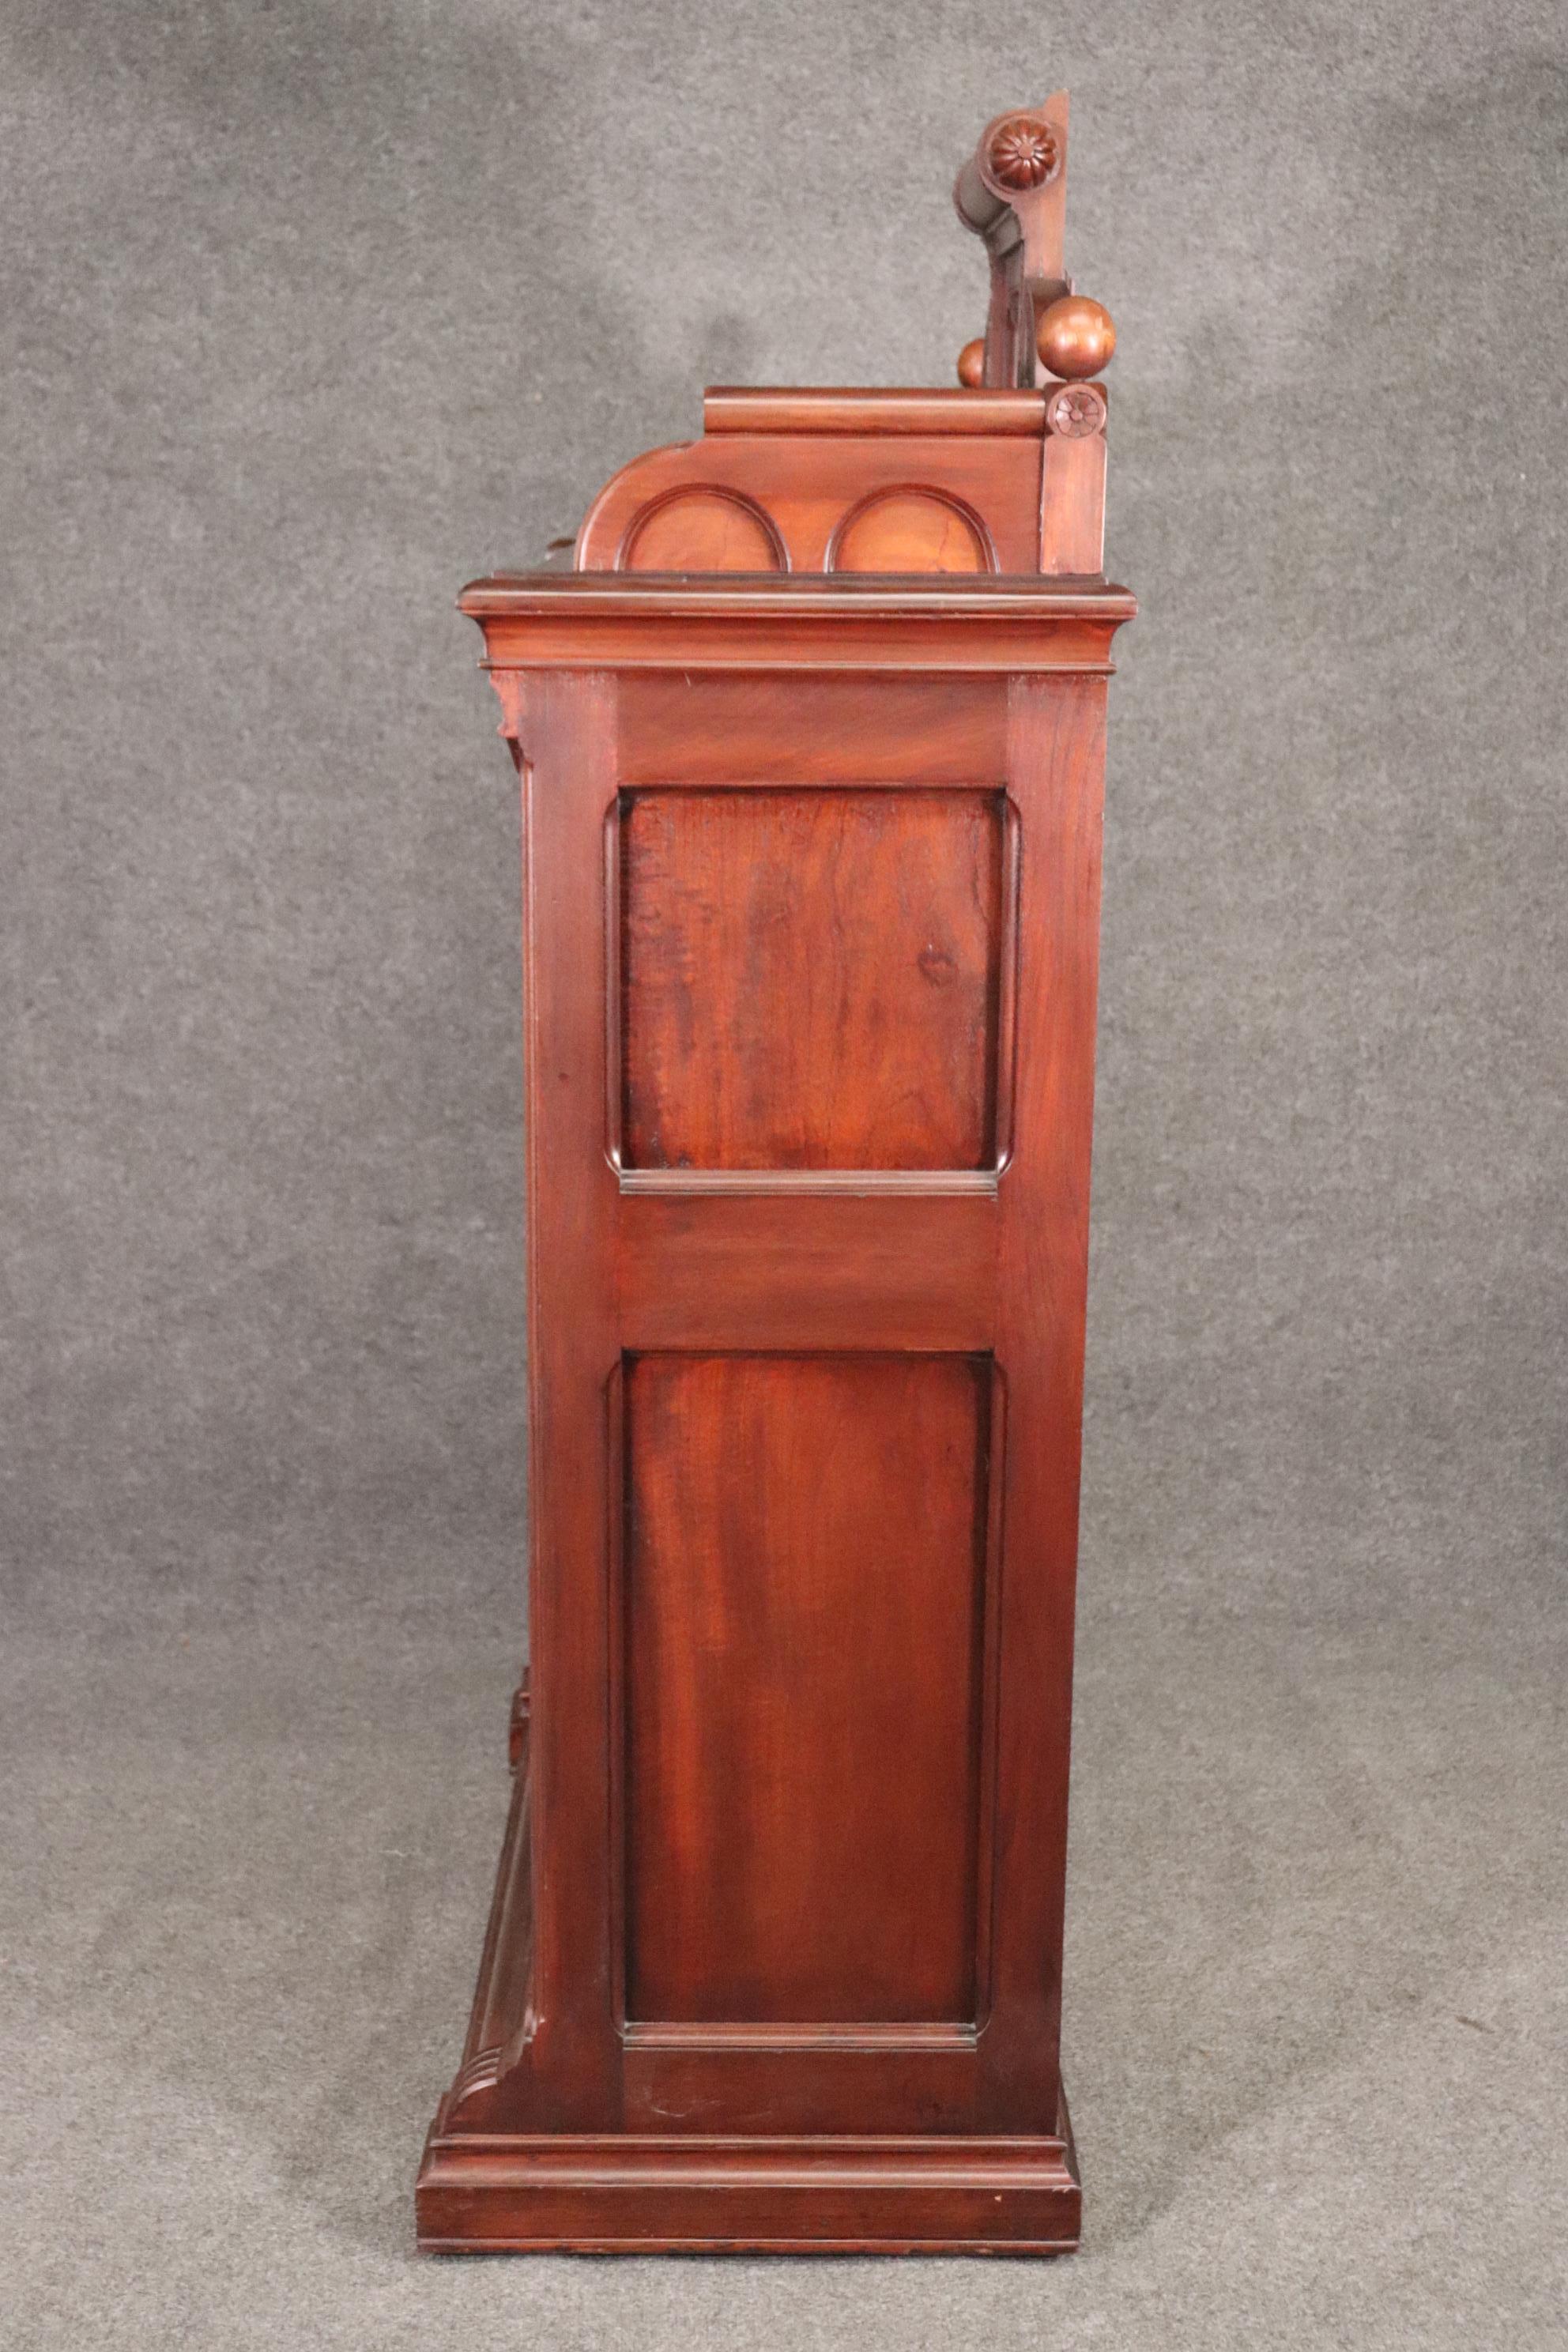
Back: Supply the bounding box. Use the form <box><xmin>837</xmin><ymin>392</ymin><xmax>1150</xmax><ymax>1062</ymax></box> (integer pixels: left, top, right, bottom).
<box><xmin>416</xmin><ymin>2123</ymin><xmax>1080</xmax><ymax>2255</ymax></box>
<box><xmin>416</xmin><ymin>1711</ymin><xmax>1080</xmax><ymax>2254</ymax></box>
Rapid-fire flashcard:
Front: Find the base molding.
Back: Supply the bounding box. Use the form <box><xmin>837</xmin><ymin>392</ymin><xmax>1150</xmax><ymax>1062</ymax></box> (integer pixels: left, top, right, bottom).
<box><xmin>419</xmin><ymin>1709</ymin><xmax>1080</xmax><ymax>2252</ymax></box>
<box><xmin>416</xmin><ymin>2120</ymin><xmax>1080</xmax><ymax>2255</ymax></box>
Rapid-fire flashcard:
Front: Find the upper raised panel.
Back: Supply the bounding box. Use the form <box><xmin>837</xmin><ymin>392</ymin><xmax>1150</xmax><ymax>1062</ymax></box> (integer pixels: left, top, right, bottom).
<box><xmin>830</xmin><ymin>488</ymin><xmax>996</xmax><ymax>575</ymax></box>
<box><xmin>620</xmin><ymin>488</ymin><xmax>786</xmax><ymax>573</ymax></box>
<box><xmin>620</xmin><ymin>788</ymin><xmax>1005</xmax><ymax>1172</ymax></box>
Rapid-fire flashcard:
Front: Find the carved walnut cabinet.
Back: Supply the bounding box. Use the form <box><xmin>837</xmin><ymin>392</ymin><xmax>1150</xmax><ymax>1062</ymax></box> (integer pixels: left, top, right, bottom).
<box><xmin>416</xmin><ymin>96</ymin><xmax>1134</xmax><ymax>2255</ymax></box>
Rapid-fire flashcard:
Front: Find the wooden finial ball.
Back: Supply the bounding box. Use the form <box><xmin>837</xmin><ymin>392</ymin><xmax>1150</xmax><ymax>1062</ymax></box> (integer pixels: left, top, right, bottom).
<box><xmin>956</xmin><ymin>337</ymin><xmax>986</xmax><ymax>388</ymax></box>
<box><xmin>1036</xmin><ymin>295</ymin><xmax>1116</xmax><ymax>381</ymax></box>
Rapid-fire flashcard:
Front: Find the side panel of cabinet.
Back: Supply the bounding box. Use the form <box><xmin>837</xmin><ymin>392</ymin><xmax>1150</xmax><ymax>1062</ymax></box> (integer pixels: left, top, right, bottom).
<box><xmin>507</xmin><ymin>669</ymin><xmax>1105</xmax><ymax>2146</ymax></box>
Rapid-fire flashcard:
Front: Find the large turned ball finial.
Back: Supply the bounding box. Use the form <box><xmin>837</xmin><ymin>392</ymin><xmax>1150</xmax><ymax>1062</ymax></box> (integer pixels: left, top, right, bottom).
<box><xmin>956</xmin><ymin>337</ymin><xmax>986</xmax><ymax>388</ymax></box>
<box><xmin>1036</xmin><ymin>294</ymin><xmax>1116</xmax><ymax>381</ymax></box>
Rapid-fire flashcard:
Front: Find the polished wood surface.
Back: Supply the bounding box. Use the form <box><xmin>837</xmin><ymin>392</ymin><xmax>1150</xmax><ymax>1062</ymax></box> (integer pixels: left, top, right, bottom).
<box><xmin>616</xmin><ymin>670</ymin><xmax>1010</xmax><ymax>782</ymax></box>
<box><xmin>576</xmin><ymin>425</ymin><xmax>1046</xmax><ymax>575</ymax></box>
<box><xmin>952</xmin><ymin>93</ymin><xmax>1118</xmax><ymax>404</ymax></box>
<box><xmin>953</xmin><ymin>96</ymin><xmax>1072</xmax><ymax>388</ymax></box>
<box><xmin>620</xmin><ymin>786</ymin><xmax>1004</xmax><ymax>1170</ymax></box>
<box><xmin>622</xmin><ymin>487</ymin><xmax>786</xmax><ymax>573</ymax></box>
<box><xmin>418</xmin><ymin>95</ymin><xmax>1133</xmax><ymax>2256</ymax></box>
<box><xmin>569</xmin><ymin>401</ymin><xmax>1113</xmax><ymax>580</ymax></box>
<box><xmin>624</xmin><ymin>1351</ymin><xmax>989</xmax><ymax>2024</ymax></box>
<box><xmin>1036</xmin><ymin>293</ymin><xmax>1118</xmax><ymax>380</ymax></box>
<box><xmin>459</xmin><ymin>575</ymin><xmax>1132</xmax><ymax>677</ymax></box>
<box><xmin>702</xmin><ymin>386</ymin><xmax>1049</xmax><ymax>436</ymax></box>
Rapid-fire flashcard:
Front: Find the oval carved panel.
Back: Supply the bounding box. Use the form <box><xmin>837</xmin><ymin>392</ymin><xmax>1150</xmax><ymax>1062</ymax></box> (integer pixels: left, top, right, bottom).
<box><xmin>620</xmin><ymin>488</ymin><xmax>786</xmax><ymax>573</ymax></box>
<box><xmin>829</xmin><ymin>488</ymin><xmax>995</xmax><ymax>575</ymax></box>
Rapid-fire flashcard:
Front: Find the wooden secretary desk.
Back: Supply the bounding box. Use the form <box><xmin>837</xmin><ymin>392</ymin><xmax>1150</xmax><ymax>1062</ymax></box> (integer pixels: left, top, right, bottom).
<box><xmin>417</xmin><ymin>95</ymin><xmax>1134</xmax><ymax>2256</ymax></box>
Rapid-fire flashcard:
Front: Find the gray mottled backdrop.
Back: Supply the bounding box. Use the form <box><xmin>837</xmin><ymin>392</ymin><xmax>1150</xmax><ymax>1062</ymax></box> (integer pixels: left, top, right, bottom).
<box><xmin>3</xmin><ymin>4</ymin><xmax>1565</xmax><ymax>2346</ymax></box>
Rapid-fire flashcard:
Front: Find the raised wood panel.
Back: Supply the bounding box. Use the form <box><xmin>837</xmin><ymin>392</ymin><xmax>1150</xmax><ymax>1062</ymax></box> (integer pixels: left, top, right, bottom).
<box><xmin>831</xmin><ymin>488</ymin><xmax>995</xmax><ymax>574</ymax></box>
<box><xmin>621</xmin><ymin>488</ymin><xmax>786</xmax><ymax>573</ymax></box>
<box><xmin>621</xmin><ymin>1351</ymin><xmax>992</xmax><ymax>2025</ymax></box>
<box><xmin>619</xmin><ymin>788</ymin><xmax>1005</xmax><ymax>1171</ymax></box>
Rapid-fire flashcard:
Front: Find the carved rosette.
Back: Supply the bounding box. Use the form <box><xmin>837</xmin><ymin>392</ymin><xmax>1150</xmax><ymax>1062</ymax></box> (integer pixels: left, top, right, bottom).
<box><xmin>984</xmin><ymin>116</ymin><xmax>1060</xmax><ymax>192</ymax></box>
<box><xmin>1045</xmin><ymin>383</ymin><xmax>1106</xmax><ymax>440</ymax></box>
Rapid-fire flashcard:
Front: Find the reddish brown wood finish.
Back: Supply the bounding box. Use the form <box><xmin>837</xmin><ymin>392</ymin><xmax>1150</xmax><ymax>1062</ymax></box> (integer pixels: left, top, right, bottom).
<box><xmin>624</xmin><ymin>1351</ymin><xmax>990</xmax><ymax>2025</ymax></box>
<box><xmin>418</xmin><ymin>100</ymin><xmax>1132</xmax><ymax>2256</ymax></box>
<box><xmin>462</xmin><ymin>576</ymin><xmax>1131</xmax><ymax>673</ymax></box>
<box><xmin>571</xmin><ymin>398</ymin><xmax>1110</xmax><ymax>579</ymax></box>
<box><xmin>620</xmin><ymin>786</ymin><xmax>1004</xmax><ymax>1171</ymax></box>
<box><xmin>953</xmin><ymin>95</ymin><xmax>1072</xmax><ymax>388</ymax></box>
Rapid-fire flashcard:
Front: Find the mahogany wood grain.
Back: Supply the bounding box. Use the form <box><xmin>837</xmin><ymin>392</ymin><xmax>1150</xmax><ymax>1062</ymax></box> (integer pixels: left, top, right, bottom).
<box><xmin>623</xmin><ymin>1351</ymin><xmax>989</xmax><ymax>2024</ymax></box>
<box><xmin>619</xmin><ymin>786</ymin><xmax>1004</xmax><ymax>1170</ymax></box>
<box><xmin>977</xmin><ymin>674</ymin><xmax>1106</xmax><ymax>2129</ymax></box>
<box><xmin>575</xmin><ymin>426</ymin><xmax>1050</xmax><ymax>574</ymax></box>
<box><xmin>419</xmin><ymin>96</ymin><xmax>1132</xmax><ymax>2255</ymax></box>
<box><xmin>622</xmin><ymin>487</ymin><xmax>786</xmax><ymax>572</ymax></box>
<box><xmin>831</xmin><ymin>488</ymin><xmax>994</xmax><ymax>573</ymax></box>
<box><xmin>418</xmin><ymin>2125</ymin><xmax>1081</xmax><ymax>2254</ymax></box>
<box><xmin>418</xmin><ymin>620</ymin><xmax>1126</xmax><ymax>2232</ymax></box>
<box><xmin>616</xmin><ymin>671</ymin><xmax>1009</xmax><ymax>785</ymax></box>
<box><xmin>507</xmin><ymin>673</ymin><xmax>623</xmax><ymax>2131</ymax></box>
<box><xmin>1039</xmin><ymin>401</ymin><xmax>1109</xmax><ymax>575</ymax></box>
<box><xmin>462</xmin><ymin>575</ymin><xmax>1132</xmax><ymax>679</ymax></box>
<box><xmin>616</xmin><ymin>1192</ymin><xmax>999</xmax><ymax>1354</ymax></box>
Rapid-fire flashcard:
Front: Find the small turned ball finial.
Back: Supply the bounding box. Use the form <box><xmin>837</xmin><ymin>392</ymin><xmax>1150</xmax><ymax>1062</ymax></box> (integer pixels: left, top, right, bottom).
<box><xmin>956</xmin><ymin>337</ymin><xmax>986</xmax><ymax>388</ymax></box>
<box><xmin>986</xmin><ymin>116</ymin><xmax>1060</xmax><ymax>191</ymax></box>
<box><xmin>1036</xmin><ymin>294</ymin><xmax>1116</xmax><ymax>381</ymax></box>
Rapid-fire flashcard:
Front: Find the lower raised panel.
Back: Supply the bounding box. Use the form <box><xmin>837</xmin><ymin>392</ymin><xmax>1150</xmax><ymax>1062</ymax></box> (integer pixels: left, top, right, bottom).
<box><xmin>620</xmin><ymin>1351</ymin><xmax>995</xmax><ymax>2028</ymax></box>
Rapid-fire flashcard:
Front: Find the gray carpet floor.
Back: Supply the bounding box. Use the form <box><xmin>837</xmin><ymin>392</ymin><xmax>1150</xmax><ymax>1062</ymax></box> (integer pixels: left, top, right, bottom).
<box><xmin>6</xmin><ymin>1572</ymin><xmax>1563</xmax><ymax>2350</ymax></box>
<box><xmin>5</xmin><ymin>0</ymin><xmax>1566</xmax><ymax>2342</ymax></box>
